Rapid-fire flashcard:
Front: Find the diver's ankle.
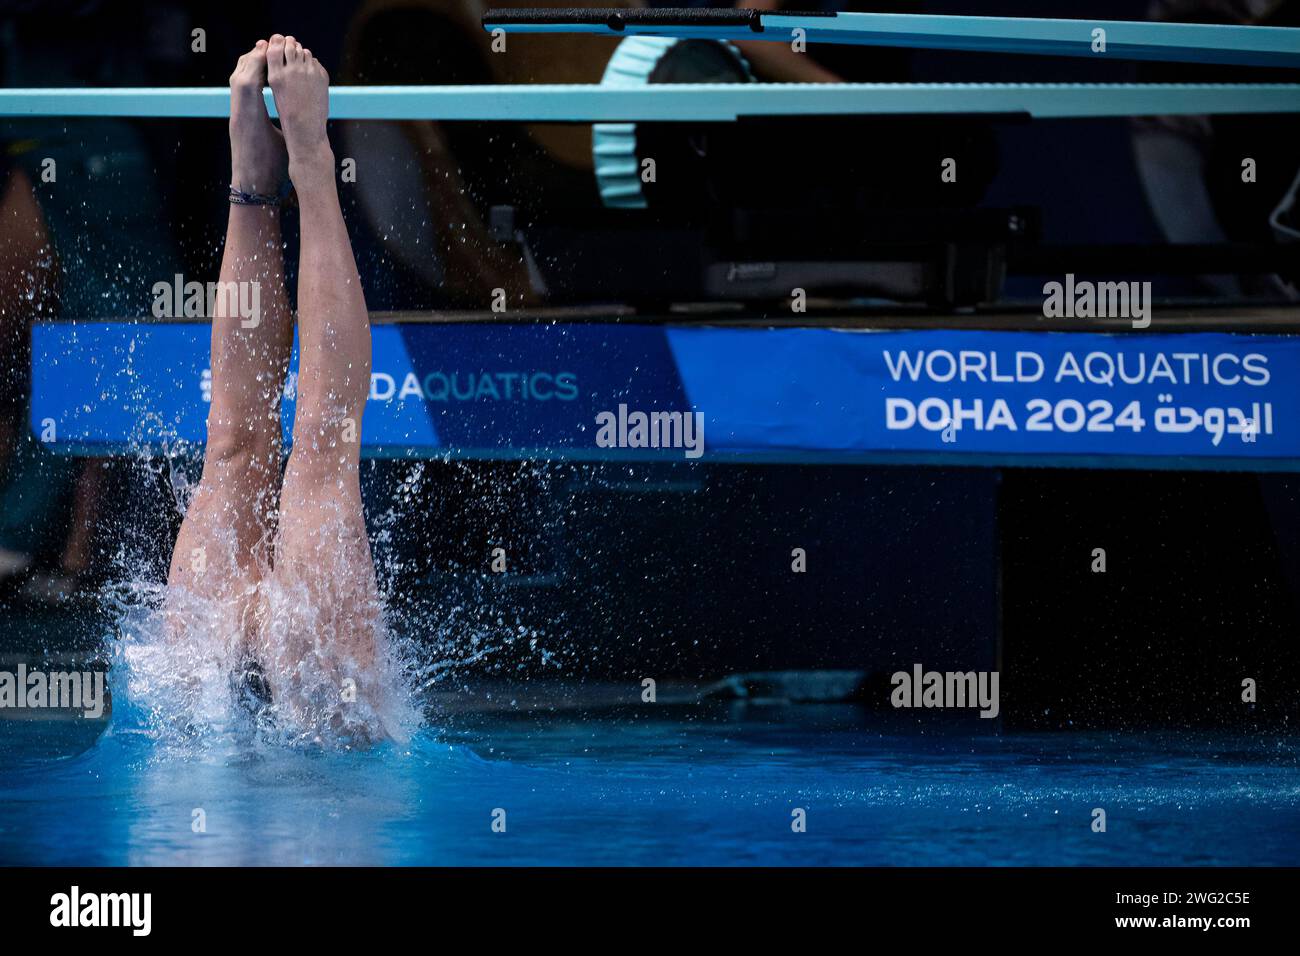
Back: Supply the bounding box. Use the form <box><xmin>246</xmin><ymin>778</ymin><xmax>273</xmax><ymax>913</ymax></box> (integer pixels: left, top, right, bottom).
<box><xmin>288</xmin><ymin>148</ymin><xmax>335</xmax><ymax>190</ymax></box>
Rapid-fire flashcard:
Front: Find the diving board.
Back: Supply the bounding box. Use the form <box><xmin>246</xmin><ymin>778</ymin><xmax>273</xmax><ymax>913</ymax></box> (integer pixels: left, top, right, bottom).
<box><xmin>482</xmin><ymin>8</ymin><xmax>1300</xmax><ymax>68</ymax></box>
<box><xmin>1</xmin><ymin>83</ymin><xmax>1298</xmax><ymax>121</ymax></box>
<box><xmin>29</xmin><ymin>321</ymin><xmax>1300</xmax><ymax>472</ymax></box>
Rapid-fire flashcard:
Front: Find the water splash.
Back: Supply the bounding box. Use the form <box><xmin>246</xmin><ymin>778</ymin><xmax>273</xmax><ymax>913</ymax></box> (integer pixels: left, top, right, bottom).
<box><xmin>102</xmin><ymin>448</ymin><xmax>422</xmax><ymax>754</ymax></box>
<box><xmin>95</xmin><ymin>445</ymin><xmax>562</xmax><ymax>754</ymax></box>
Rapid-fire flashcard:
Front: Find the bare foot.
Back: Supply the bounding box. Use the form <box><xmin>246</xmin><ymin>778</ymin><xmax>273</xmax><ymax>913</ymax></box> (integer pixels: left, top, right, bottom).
<box><xmin>228</xmin><ymin>40</ymin><xmax>287</xmax><ymax>196</ymax></box>
<box><xmin>266</xmin><ymin>34</ymin><xmax>333</xmax><ymax>188</ymax></box>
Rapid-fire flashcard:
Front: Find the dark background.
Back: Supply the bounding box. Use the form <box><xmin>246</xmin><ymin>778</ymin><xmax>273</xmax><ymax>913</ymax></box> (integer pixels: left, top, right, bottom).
<box><xmin>0</xmin><ymin>0</ymin><xmax>1298</xmax><ymax>728</ymax></box>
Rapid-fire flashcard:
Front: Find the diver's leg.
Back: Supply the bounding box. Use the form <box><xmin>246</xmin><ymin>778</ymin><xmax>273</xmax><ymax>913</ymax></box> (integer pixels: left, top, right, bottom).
<box><xmin>264</xmin><ymin>35</ymin><xmax>382</xmax><ymax>701</ymax></box>
<box><xmin>166</xmin><ymin>41</ymin><xmax>291</xmax><ymax>626</ymax></box>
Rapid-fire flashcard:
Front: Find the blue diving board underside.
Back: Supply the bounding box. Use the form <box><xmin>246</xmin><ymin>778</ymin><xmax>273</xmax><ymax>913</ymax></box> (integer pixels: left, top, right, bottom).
<box><xmin>0</xmin><ymin>84</ymin><xmax>1298</xmax><ymax>121</ymax></box>
<box><xmin>482</xmin><ymin>9</ymin><xmax>1300</xmax><ymax>68</ymax></box>
<box><xmin>29</xmin><ymin>321</ymin><xmax>1300</xmax><ymax>473</ymax></box>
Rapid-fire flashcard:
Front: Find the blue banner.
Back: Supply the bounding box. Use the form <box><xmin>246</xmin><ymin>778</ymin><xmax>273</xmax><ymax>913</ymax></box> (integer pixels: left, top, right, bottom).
<box><xmin>29</xmin><ymin>321</ymin><xmax>1300</xmax><ymax>469</ymax></box>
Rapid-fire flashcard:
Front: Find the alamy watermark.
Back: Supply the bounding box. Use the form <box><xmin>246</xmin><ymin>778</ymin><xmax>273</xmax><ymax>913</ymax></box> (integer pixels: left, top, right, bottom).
<box><xmin>0</xmin><ymin>665</ymin><xmax>106</xmax><ymax>718</ymax></box>
<box><xmin>595</xmin><ymin>404</ymin><xmax>704</xmax><ymax>459</ymax></box>
<box><xmin>1043</xmin><ymin>274</ymin><xmax>1151</xmax><ymax>329</ymax></box>
<box><xmin>50</xmin><ymin>886</ymin><xmax>150</xmax><ymax>936</ymax></box>
<box><xmin>891</xmin><ymin>664</ymin><xmax>999</xmax><ymax>718</ymax></box>
<box><xmin>152</xmin><ymin>274</ymin><xmax>261</xmax><ymax>328</ymax></box>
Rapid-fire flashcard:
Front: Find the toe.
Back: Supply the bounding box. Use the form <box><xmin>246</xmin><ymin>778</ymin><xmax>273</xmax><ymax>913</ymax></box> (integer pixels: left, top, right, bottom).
<box><xmin>230</xmin><ymin>50</ymin><xmax>257</xmax><ymax>89</ymax></box>
<box><xmin>245</xmin><ymin>42</ymin><xmax>267</xmax><ymax>74</ymax></box>
<box><xmin>267</xmin><ymin>34</ymin><xmax>287</xmax><ymax>75</ymax></box>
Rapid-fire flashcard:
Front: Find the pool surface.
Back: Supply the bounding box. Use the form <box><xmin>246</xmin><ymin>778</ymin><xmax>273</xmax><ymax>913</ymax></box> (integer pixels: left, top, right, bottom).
<box><xmin>2</xmin><ymin>701</ymin><xmax>1298</xmax><ymax>866</ymax></box>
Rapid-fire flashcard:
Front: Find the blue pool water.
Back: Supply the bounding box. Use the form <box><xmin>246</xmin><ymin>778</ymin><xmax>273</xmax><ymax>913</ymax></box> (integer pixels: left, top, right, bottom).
<box><xmin>2</xmin><ymin>702</ymin><xmax>1298</xmax><ymax>866</ymax></box>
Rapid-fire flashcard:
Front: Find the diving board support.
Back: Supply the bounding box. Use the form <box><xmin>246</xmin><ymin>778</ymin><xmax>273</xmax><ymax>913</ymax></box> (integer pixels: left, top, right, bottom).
<box><xmin>482</xmin><ymin>8</ymin><xmax>1300</xmax><ymax>68</ymax></box>
<box><xmin>1</xmin><ymin>84</ymin><xmax>1299</xmax><ymax>121</ymax></box>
